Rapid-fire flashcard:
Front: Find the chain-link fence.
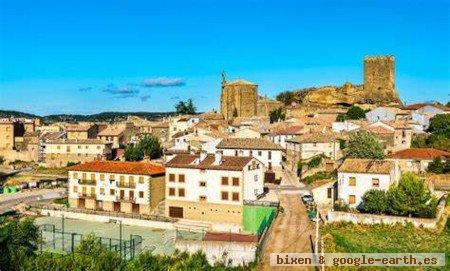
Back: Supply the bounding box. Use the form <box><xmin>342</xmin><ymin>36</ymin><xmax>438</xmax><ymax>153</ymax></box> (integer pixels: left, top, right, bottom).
<box><xmin>39</xmin><ymin>223</ymin><xmax>143</xmax><ymax>260</ymax></box>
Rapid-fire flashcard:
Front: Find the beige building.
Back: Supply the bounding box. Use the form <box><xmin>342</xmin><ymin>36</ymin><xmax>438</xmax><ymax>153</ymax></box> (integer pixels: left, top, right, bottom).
<box><xmin>389</xmin><ymin>148</ymin><xmax>449</xmax><ymax>174</ymax></box>
<box><xmin>165</xmin><ymin>152</ymin><xmax>264</xmax><ymax>227</ymax></box>
<box><xmin>68</xmin><ymin>161</ymin><xmax>165</xmax><ymax>215</ymax></box>
<box><xmin>66</xmin><ymin>123</ymin><xmax>99</xmax><ymax>140</ymax></box>
<box><xmin>98</xmin><ymin>123</ymin><xmax>136</xmax><ymax>148</ymax></box>
<box><xmin>43</xmin><ymin>139</ymin><xmax>112</xmax><ymax>168</ymax></box>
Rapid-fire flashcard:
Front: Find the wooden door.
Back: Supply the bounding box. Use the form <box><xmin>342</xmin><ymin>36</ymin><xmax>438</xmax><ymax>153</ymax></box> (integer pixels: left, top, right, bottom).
<box><xmin>78</xmin><ymin>198</ymin><xmax>85</xmax><ymax>208</ymax></box>
<box><xmin>132</xmin><ymin>203</ymin><xmax>139</xmax><ymax>214</ymax></box>
<box><xmin>168</xmin><ymin>207</ymin><xmax>183</xmax><ymax>218</ymax></box>
<box><xmin>113</xmin><ymin>202</ymin><xmax>121</xmax><ymax>212</ymax></box>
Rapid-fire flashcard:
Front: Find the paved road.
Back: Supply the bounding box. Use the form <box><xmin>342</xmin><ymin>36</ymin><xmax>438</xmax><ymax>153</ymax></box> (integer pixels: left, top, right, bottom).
<box><xmin>0</xmin><ymin>188</ymin><xmax>66</xmax><ymax>214</ymax></box>
<box><xmin>259</xmin><ymin>193</ymin><xmax>315</xmax><ymax>270</ymax></box>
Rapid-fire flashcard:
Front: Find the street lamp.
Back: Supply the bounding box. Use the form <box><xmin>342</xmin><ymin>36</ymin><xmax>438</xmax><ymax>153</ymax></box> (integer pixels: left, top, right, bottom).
<box><xmin>109</xmin><ymin>219</ymin><xmax>123</xmax><ymax>257</ymax></box>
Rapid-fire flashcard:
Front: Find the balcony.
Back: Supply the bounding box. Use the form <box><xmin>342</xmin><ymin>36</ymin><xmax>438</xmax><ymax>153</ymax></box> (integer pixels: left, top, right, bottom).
<box><xmin>116</xmin><ymin>182</ymin><xmax>136</xmax><ymax>189</ymax></box>
<box><xmin>77</xmin><ymin>179</ymin><xmax>97</xmax><ymax>185</ymax></box>
<box><xmin>118</xmin><ymin>196</ymin><xmax>136</xmax><ymax>203</ymax></box>
<box><xmin>78</xmin><ymin>193</ymin><xmax>97</xmax><ymax>199</ymax></box>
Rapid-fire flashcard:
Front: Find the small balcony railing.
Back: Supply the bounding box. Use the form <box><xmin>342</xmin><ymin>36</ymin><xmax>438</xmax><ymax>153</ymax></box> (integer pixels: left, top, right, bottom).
<box><xmin>77</xmin><ymin>179</ymin><xmax>97</xmax><ymax>185</ymax></box>
<box><xmin>78</xmin><ymin>193</ymin><xmax>97</xmax><ymax>199</ymax></box>
<box><xmin>116</xmin><ymin>182</ymin><xmax>136</xmax><ymax>189</ymax></box>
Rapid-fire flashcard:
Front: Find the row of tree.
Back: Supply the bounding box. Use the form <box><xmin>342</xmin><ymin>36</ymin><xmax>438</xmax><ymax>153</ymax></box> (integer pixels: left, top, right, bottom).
<box><xmin>359</xmin><ymin>173</ymin><xmax>438</xmax><ymax>218</ymax></box>
<box><xmin>0</xmin><ymin>217</ymin><xmax>252</xmax><ymax>271</ymax></box>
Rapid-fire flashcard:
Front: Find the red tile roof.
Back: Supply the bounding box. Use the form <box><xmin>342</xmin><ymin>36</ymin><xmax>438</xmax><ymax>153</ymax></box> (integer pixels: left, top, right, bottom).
<box><xmin>272</xmin><ymin>125</ymin><xmax>304</xmax><ymax>135</ymax></box>
<box><xmin>389</xmin><ymin>148</ymin><xmax>450</xmax><ymax>160</ymax></box>
<box><xmin>166</xmin><ymin>154</ymin><xmax>253</xmax><ymax>171</ymax></box>
<box><xmin>69</xmin><ymin>161</ymin><xmax>165</xmax><ymax>176</ymax></box>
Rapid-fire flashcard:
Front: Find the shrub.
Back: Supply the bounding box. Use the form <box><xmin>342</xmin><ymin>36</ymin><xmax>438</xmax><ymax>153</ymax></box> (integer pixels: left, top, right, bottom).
<box><xmin>336</xmin><ymin>114</ymin><xmax>347</xmax><ymax>122</ymax></box>
<box><xmin>302</xmin><ymin>171</ymin><xmax>329</xmax><ymax>184</ymax></box>
<box><xmin>125</xmin><ymin>135</ymin><xmax>163</xmax><ymax>161</ymax></box>
<box><xmin>410</xmin><ymin>134</ymin><xmax>428</xmax><ymax>148</ymax></box>
<box><xmin>346</xmin><ymin>106</ymin><xmax>366</xmax><ymax>120</ymax></box>
<box><xmin>358</xmin><ymin>190</ymin><xmax>388</xmax><ymax>214</ymax></box>
<box><xmin>333</xmin><ymin>202</ymin><xmax>350</xmax><ymax>212</ymax></box>
<box><xmin>307</xmin><ymin>155</ymin><xmax>323</xmax><ymax>169</ymax></box>
<box><xmin>269</xmin><ymin>107</ymin><xmax>286</xmax><ymax>123</ymax></box>
<box><xmin>66</xmin><ymin>161</ymin><xmax>79</xmax><ymax>167</ymax></box>
<box><xmin>427</xmin><ymin>157</ymin><xmax>444</xmax><ymax>173</ymax></box>
<box><xmin>387</xmin><ymin>173</ymin><xmax>438</xmax><ymax>218</ymax></box>
<box><xmin>346</xmin><ymin>131</ymin><xmax>384</xmax><ymax>159</ymax></box>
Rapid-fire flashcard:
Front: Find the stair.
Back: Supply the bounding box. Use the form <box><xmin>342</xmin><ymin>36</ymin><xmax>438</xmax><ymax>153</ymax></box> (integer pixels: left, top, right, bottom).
<box><xmin>174</xmin><ymin>219</ymin><xmax>212</xmax><ymax>232</ymax></box>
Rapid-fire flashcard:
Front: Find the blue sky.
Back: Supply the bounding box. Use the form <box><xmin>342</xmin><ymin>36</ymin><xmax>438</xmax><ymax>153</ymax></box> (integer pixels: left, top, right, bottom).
<box><xmin>0</xmin><ymin>0</ymin><xmax>448</xmax><ymax>115</ymax></box>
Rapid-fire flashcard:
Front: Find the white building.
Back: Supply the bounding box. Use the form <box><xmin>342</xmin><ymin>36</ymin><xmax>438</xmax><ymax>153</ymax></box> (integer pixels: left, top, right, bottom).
<box><xmin>165</xmin><ymin>152</ymin><xmax>264</xmax><ymax>228</ymax></box>
<box><xmin>389</xmin><ymin>148</ymin><xmax>450</xmax><ymax>174</ymax></box>
<box><xmin>337</xmin><ymin>159</ymin><xmax>396</xmax><ymax>208</ymax></box>
<box><xmin>216</xmin><ymin>138</ymin><xmax>283</xmax><ymax>176</ymax></box>
<box><xmin>68</xmin><ymin>161</ymin><xmax>166</xmax><ymax>215</ymax></box>
<box><xmin>267</xmin><ymin>125</ymin><xmax>304</xmax><ymax>149</ymax></box>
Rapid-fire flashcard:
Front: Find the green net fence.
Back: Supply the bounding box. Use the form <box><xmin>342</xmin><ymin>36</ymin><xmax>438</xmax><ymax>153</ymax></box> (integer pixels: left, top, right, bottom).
<box><xmin>243</xmin><ymin>206</ymin><xmax>277</xmax><ymax>235</ymax></box>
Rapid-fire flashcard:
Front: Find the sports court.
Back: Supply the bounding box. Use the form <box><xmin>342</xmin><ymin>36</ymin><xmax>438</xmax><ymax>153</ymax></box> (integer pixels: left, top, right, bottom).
<box><xmin>35</xmin><ymin>216</ymin><xmax>203</xmax><ymax>257</ymax></box>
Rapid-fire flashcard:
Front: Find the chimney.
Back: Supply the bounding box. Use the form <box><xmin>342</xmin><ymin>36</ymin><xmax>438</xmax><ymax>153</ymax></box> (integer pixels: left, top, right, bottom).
<box><xmin>199</xmin><ymin>150</ymin><xmax>207</xmax><ymax>162</ymax></box>
<box><xmin>214</xmin><ymin>151</ymin><xmax>223</xmax><ymax>165</ymax></box>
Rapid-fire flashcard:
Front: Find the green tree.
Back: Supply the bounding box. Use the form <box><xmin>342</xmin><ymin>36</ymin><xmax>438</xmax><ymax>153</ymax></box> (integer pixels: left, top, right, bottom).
<box><xmin>428</xmin><ymin>114</ymin><xmax>450</xmax><ymax>138</ymax></box>
<box><xmin>427</xmin><ymin>157</ymin><xmax>444</xmax><ymax>173</ymax></box>
<box><xmin>346</xmin><ymin>106</ymin><xmax>366</xmax><ymax>120</ymax></box>
<box><xmin>359</xmin><ymin>190</ymin><xmax>388</xmax><ymax>214</ymax></box>
<box><xmin>0</xmin><ymin>218</ymin><xmax>39</xmax><ymax>271</ymax></box>
<box><xmin>346</xmin><ymin>131</ymin><xmax>385</xmax><ymax>159</ymax></box>
<box><xmin>427</xmin><ymin>134</ymin><xmax>450</xmax><ymax>152</ymax></box>
<box><xmin>124</xmin><ymin>135</ymin><xmax>163</xmax><ymax>161</ymax></box>
<box><xmin>387</xmin><ymin>173</ymin><xmax>437</xmax><ymax>218</ymax></box>
<box><xmin>175</xmin><ymin>99</ymin><xmax>196</xmax><ymax>115</ymax></box>
<box><xmin>276</xmin><ymin>91</ymin><xmax>295</xmax><ymax>105</ymax></box>
<box><xmin>269</xmin><ymin>107</ymin><xmax>286</xmax><ymax>123</ymax></box>
<box><xmin>336</xmin><ymin>114</ymin><xmax>347</xmax><ymax>122</ymax></box>
<box><xmin>410</xmin><ymin>134</ymin><xmax>428</xmax><ymax>148</ymax></box>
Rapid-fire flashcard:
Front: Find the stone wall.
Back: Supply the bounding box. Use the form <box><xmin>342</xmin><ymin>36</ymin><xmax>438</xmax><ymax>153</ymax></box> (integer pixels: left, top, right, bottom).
<box><xmin>150</xmin><ymin>175</ymin><xmax>165</xmax><ymax>209</ymax></box>
<box><xmin>326</xmin><ymin>198</ymin><xmax>446</xmax><ymax>229</ymax></box>
<box><xmin>363</xmin><ymin>56</ymin><xmax>398</xmax><ymax>103</ymax></box>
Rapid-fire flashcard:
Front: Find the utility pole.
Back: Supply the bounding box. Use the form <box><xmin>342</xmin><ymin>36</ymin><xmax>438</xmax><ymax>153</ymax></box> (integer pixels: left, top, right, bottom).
<box><xmin>61</xmin><ymin>214</ymin><xmax>65</xmax><ymax>251</ymax></box>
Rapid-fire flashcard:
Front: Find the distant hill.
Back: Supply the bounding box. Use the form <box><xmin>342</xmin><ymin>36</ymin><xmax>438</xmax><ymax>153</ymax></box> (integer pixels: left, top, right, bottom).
<box><xmin>0</xmin><ymin>110</ymin><xmax>175</xmax><ymax>123</ymax></box>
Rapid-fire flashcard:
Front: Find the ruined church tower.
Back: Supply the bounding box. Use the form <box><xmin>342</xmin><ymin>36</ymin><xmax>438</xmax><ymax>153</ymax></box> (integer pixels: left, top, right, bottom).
<box><xmin>220</xmin><ymin>78</ymin><xmax>258</xmax><ymax>120</ymax></box>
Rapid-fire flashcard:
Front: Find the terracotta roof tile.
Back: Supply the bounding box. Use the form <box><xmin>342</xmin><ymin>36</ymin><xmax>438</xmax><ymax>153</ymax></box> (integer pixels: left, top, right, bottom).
<box><xmin>166</xmin><ymin>154</ymin><xmax>253</xmax><ymax>171</ymax></box>
<box><xmin>272</xmin><ymin>125</ymin><xmax>304</xmax><ymax>135</ymax></box>
<box><xmin>339</xmin><ymin>158</ymin><xmax>394</xmax><ymax>174</ymax></box>
<box><xmin>66</xmin><ymin>123</ymin><xmax>94</xmax><ymax>132</ymax></box>
<box><xmin>389</xmin><ymin>148</ymin><xmax>450</xmax><ymax>160</ymax></box>
<box><xmin>217</xmin><ymin>138</ymin><xmax>283</xmax><ymax>150</ymax></box>
<box><xmin>287</xmin><ymin>132</ymin><xmax>339</xmax><ymax>143</ymax></box>
<box><xmin>69</xmin><ymin>161</ymin><xmax>165</xmax><ymax>176</ymax></box>
<box><xmin>98</xmin><ymin>125</ymin><xmax>126</xmax><ymax>136</ymax></box>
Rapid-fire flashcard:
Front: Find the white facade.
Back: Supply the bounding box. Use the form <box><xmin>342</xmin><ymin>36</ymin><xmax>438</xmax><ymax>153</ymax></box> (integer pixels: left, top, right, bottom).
<box><xmin>268</xmin><ymin>134</ymin><xmax>297</xmax><ymax>149</ymax></box>
<box><xmin>286</xmin><ymin>141</ymin><xmax>341</xmax><ymax>161</ymax></box>
<box><xmin>332</xmin><ymin>121</ymin><xmax>360</xmax><ymax>133</ymax></box>
<box><xmin>337</xmin><ymin>171</ymin><xmax>395</xmax><ymax>208</ymax></box>
<box><xmin>165</xmin><ymin>159</ymin><xmax>264</xmax><ymax>205</ymax></box>
<box><xmin>68</xmin><ymin>171</ymin><xmax>153</xmax><ymax>205</ymax></box>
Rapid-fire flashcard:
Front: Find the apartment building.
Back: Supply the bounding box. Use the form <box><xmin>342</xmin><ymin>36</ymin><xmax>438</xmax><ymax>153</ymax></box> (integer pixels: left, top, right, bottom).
<box><xmin>68</xmin><ymin>161</ymin><xmax>165</xmax><ymax>215</ymax></box>
<box><xmin>66</xmin><ymin>123</ymin><xmax>99</xmax><ymax>140</ymax></box>
<box><xmin>267</xmin><ymin>125</ymin><xmax>304</xmax><ymax>149</ymax></box>
<box><xmin>165</xmin><ymin>152</ymin><xmax>264</xmax><ymax>226</ymax></box>
<box><xmin>337</xmin><ymin>159</ymin><xmax>396</xmax><ymax>208</ymax></box>
<box><xmin>216</xmin><ymin>138</ymin><xmax>283</xmax><ymax>177</ymax></box>
<box><xmin>43</xmin><ymin>139</ymin><xmax>112</xmax><ymax>168</ymax></box>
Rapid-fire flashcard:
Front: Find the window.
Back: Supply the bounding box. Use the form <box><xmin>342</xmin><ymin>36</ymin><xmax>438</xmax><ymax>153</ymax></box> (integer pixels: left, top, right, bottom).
<box><xmin>169</xmin><ymin>188</ymin><xmax>175</xmax><ymax>196</ymax></box>
<box><xmin>73</xmin><ymin>186</ymin><xmax>78</xmax><ymax>193</ymax></box>
<box><xmin>248</xmin><ymin>165</ymin><xmax>251</xmax><ymax>170</ymax></box>
<box><xmin>100</xmin><ymin>188</ymin><xmax>105</xmax><ymax>195</ymax></box>
<box><xmin>254</xmin><ymin>175</ymin><xmax>258</xmax><ymax>182</ymax></box>
<box><xmin>348</xmin><ymin>177</ymin><xmax>356</xmax><ymax>186</ymax></box>
<box><xmin>268</xmin><ymin>162</ymin><xmax>272</xmax><ymax>170</ymax></box>
<box><xmin>169</xmin><ymin>174</ymin><xmax>175</xmax><ymax>182</ymax></box>
<box><xmin>258</xmin><ymin>151</ymin><xmax>262</xmax><ymax>156</ymax></box>
<box><xmin>90</xmin><ymin>187</ymin><xmax>95</xmax><ymax>194</ymax></box>
<box><xmin>178</xmin><ymin>174</ymin><xmax>185</xmax><ymax>183</ymax></box>
<box><xmin>234</xmin><ymin>150</ymin><xmax>238</xmax><ymax>156</ymax></box>
<box><xmin>199</xmin><ymin>181</ymin><xmax>206</xmax><ymax>187</ymax></box>
<box><xmin>139</xmin><ymin>191</ymin><xmax>144</xmax><ymax>198</ymax></box>
<box><xmin>100</xmin><ymin>174</ymin><xmax>105</xmax><ymax>181</ymax></box>
<box><xmin>120</xmin><ymin>175</ymin><xmax>125</xmax><ymax>182</ymax></box>
<box><xmin>327</xmin><ymin>188</ymin><xmax>332</xmax><ymax>199</ymax></box>
<box><xmin>221</xmin><ymin>177</ymin><xmax>228</xmax><ymax>185</ymax></box>
<box><xmin>199</xmin><ymin>195</ymin><xmax>207</xmax><ymax>201</ymax></box>
<box><xmin>348</xmin><ymin>195</ymin><xmax>356</xmax><ymax>204</ymax></box>
<box><xmin>178</xmin><ymin>188</ymin><xmax>185</xmax><ymax>197</ymax></box>
<box><xmin>73</xmin><ymin>172</ymin><xmax>78</xmax><ymax>179</ymax></box>
<box><xmin>110</xmin><ymin>189</ymin><xmax>115</xmax><ymax>195</ymax></box>
<box><xmin>129</xmin><ymin>176</ymin><xmax>134</xmax><ymax>183</ymax></box>
<box><xmin>221</xmin><ymin>191</ymin><xmax>228</xmax><ymax>200</ymax></box>
<box><xmin>268</xmin><ymin>151</ymin><xmax>272</xmax><ymax>160</ymax></box>
<box><xmin>82</xmin><ymin>173</ymin><xmax>87</xmax><ymax>180</ymax></box>
<box><xmin>232</xmin><ymin>192</ymin><xmax>239</xmax><ymax>201</ymax></box>
<box><xmin>139</xmin><ymin>176</ymin><xmax>144</xmax><ymax>184</ymax></box>
<box><xmin>372</xmin><ymin>178</ymin><xmax>380</xmax><ymax>187</ymax></box>
<box><xmin>110</xmin><ymin>174</ymin><xmax>115</xmax><ymax>181</ymax></box>
<box><xmin>249</xmin><ymin>150</ymin><xmax>253</xmax><ymax>156</ymax></box>
<box><xmin>232</xmin><ymin>177</ymin><xmax>239</xmax><ymax>186</ymax></box>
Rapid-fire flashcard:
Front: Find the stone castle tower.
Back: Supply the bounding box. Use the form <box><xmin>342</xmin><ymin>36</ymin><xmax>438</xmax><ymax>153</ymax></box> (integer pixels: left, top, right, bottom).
<box><xmin>220</xmin><ymin>79</ymin><xmax>258</xmax><ymax>120</ymax></box>
<box><xmin>363</xmin><ymin>55</ymin><xmax>399</xmax><ymax>102</ymax></box>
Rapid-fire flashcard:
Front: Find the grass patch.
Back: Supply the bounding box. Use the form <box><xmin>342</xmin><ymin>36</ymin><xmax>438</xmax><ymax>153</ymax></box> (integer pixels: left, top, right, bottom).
<box><xmin>322</xmin><ymin>222</ymin><xmax>450</xmax><ymax>270</ymax></box>
<box><xmin>53</xmin><ymin>197</ymin><xmax>68</xmax><ymax>205</ymax></box>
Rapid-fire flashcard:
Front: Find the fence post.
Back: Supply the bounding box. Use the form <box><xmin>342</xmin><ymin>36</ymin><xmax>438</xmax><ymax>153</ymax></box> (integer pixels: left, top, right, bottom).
<box><xmin>71</xmin><ymin>233</ymin><xmax>75</xmax><ymax>253</ymax></box>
